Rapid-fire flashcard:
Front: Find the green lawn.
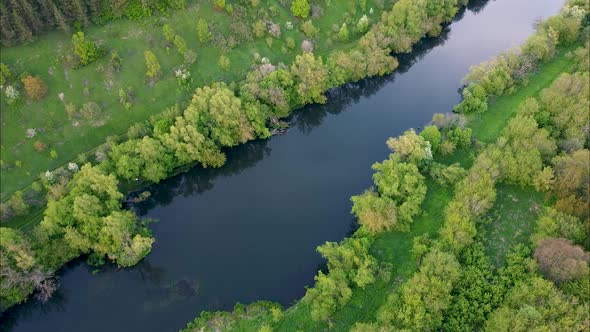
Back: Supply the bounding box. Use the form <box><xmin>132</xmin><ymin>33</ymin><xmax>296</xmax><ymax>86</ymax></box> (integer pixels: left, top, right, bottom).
<box><xmin>0</xmin><ymin>0</ymin><xmax>385</xmax><ymax>200</ymax></box>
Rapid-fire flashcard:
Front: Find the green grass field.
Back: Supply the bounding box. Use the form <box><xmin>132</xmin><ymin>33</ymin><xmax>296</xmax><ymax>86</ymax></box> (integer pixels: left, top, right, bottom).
<box><xmin>480</xmin><ymin>184</ymin><xmax>544</xmax><ymax>267</ymax></box>
<box><xmin>0</xmin><ymin>0</ymin><xmax>385</xmax><ymax>200</ymax></box>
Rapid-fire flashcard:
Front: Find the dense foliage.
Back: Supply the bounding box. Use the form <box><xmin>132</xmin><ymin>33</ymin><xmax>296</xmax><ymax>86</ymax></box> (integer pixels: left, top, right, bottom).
<box><xmin>0</xmin><ymin>0</ymin><xmax>187</xmax><ymax>46</ymax></box>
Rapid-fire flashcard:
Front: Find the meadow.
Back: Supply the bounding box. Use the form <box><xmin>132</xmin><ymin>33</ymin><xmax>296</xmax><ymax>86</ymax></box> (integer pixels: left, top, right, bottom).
<box><xmin>0</xmin><ymin>0</ymin><xmax>384</xmax><ymax>199</ymax></box>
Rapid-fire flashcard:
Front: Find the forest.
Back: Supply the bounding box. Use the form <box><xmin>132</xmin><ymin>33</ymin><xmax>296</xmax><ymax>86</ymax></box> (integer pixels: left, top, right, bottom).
<box><xmin>0</xmin><ymin>0</ymin><xmax>589</xmax><ymax>331</ymax></box>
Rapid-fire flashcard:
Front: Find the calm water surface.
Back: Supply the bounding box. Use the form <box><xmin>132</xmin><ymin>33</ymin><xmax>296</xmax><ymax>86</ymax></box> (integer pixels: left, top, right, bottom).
<box><xmin>1</xmin><ymin>0</ymin><xmax>564</xmax><ymax>330</ymax></box>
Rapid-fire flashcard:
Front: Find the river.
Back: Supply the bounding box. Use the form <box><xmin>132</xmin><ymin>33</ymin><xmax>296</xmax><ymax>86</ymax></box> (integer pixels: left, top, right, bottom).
<box><xmin>0</xmin><ymin>0</ymin><xmax>565</xmax><ymax>330</ymax></box>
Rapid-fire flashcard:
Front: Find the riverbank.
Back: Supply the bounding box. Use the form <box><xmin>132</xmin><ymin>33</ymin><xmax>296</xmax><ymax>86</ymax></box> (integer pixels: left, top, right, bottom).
<box><xmin>0</xmin><ymin>0</ymin><xmax>471</xmax><ymax>314</ymax></box>
<box><xmin>0</xmin><ymin>0</ymin><xmax>385</xmax><ymax>201</ymax></box>
<box><xmin>180</xmin><ymin>8</ymin><xmax>588</xmax><ymax>331</ymax></box>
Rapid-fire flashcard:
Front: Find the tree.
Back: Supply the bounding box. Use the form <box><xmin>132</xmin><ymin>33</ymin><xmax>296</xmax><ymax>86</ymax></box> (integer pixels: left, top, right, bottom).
<box><xmin>144</xmin><ymin>50</ymin><xmax>161</xmax><ymax>81</ymax></box>
<box><xmin>39</xmin><ymin>164</ymin><xmax>154</xmax><ymax>267</ymax></box>
<box><xmin>485</xmin><ymin>277</ymin><xmax>589</xmax><ymax>332</ymax></box>
<box><xmin>370</xmin><ymin>154</ymin><xmax>426</xmax><ymax>228</ymax></box>
<box><xmin>338</xmin><ymin>23</ymin><xmax>349</xmax><ymax>42</ymax></box>
<box><xmin>184</xmin><ymin>83</ymin><xmax>253</xmax><ymax>147</ymax></box>
<box><xmin>290</xmin><ymin>53</ymin><xmax>328</xmax><ymax>105</ymax></box>
<box><xmin>0</xmin><ymin>228</ymin><xmax>48</xmax><ymax>311</ymax></box>
<box><xmin>213</xmin><ymin>0</ymin><xmax>225</xmax><ymax>10</ymax></box>
<box><xmin>531</xmin><ymin>208</ymin><xmax>586</xmax><ymax>246</ymax></box>
<box><xmin>454</xmin><ymin>84</ymin><xmax>488</xmax><ymax>114</ymax></box>
<box><xmin>290</xmin><ymin>0</ymin><xmax>310</xmax><ymax>19</ymax></box>
<box><xmin>173</xmin><ymin>35</ymin><xmax>187</xmax><ymax>55</ymax></box>
<box><xmin>533</xmin><ymin>238</ymin><xmax>589</xmax><ymax>284</ymax></box>
<box><xmin>419</xmin><ymin>125</ymin><xmax>441</xmax><ymax>152</ymax></box>
<box><xmin>21</xmin><ymin>75</ymin><xmax>48</xmax><ymax>100</ymax></box>
<box><xmin>162</xmin><ymin>24</ymin><xmax>175</xmax><ymax>43</ymax></box>
<box><xmin>71</xmin><ymin>31</ymin><xmax>99</xmax><ymax>66</ymax></box>
<box><xmin>444</xmin><ymin>243</ymin><xmax>497</xmax><ymax>331</ymax></box>
<box><xmin>357</xmin><ymin>15</ymin><xmax>369</xmax><ymax>33</ymax></box>
<box><xmin>378</xmin><ymin>248</ymin><xmax>461</xmax><ymax>331</ymax></box>
<box><xmin>301</xmin><ymin>20</ymin><xmax>319</xmax><ymax>37</ymax></box>
<box><xmin>386</xmin><ymin>129</ymin><xmax>432</xmax><ymax>164</ymax></box>
<box><xmin>197</xmin><ymin>19</ymin><xmax>212</xmax><ymax>43</ymax></box>
<box><xmin>351</xmin><ymin>191</ymin><xmax>396</xmax><ymax>234</ymax></box>
<box><xmin>218</xmin><ymin>55</ymin><xmax>230</xmax><ymax>71</ymax></box>
<box><xmin>551</xmin><ymin>149</ymin><xmax>589</xmax><ymax>218</ymax></box>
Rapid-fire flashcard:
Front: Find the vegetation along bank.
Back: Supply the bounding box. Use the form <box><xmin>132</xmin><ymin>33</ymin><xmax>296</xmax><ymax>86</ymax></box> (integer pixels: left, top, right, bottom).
<box><xmin>1</xmin><ymin>0</ymin><xmax>474</xmax><ymax>312</ymax></box>
<box><xmin>179</xmin><ymin>1</ymin><xmax>590</xmax><ymax>330</ymax></box>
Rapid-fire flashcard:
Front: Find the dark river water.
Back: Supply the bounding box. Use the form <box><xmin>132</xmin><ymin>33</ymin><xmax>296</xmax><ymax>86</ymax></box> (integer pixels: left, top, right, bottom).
<box><xmin>1</xmin><ymin>0</ymin><xmax>564</xmax><ymax>331</ymax></box>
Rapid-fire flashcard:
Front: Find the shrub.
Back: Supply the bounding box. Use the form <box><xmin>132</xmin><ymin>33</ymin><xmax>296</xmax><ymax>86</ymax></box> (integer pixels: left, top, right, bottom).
<box><xmin>173</xmin><ymin>35</ymin><xmax>188</xmax><ymax>55</ymax></box>
<box><xmin>80</xmin><ymin>101</ymin><xmax>102</xmax><ymax>120</ymax></box>
<box><xmin>357</xmin><ymin>15</ymin><xmax>369</xmax><ymax>32</ymax></box>
<box><xmin>21</xmin><ymin>76</ymin><xmax>48</xmax><ymax>100</ymax></box>
<box><xmin>197</xmin><ymin>19</ymin><xmax>212</xmax><ymax>44</ymax></box>
<box><xmin>286</xmin><ymin>37</ymin><xmax>295</xmax><ymax>49</ymax></box>
<box><xmin>301</xmin><ymin>20</ymin><xmax>319</xmax><ymax>37</ymax></box>
<box><xmin>33</xmin><ymin>140</ymin><xmax>47</xmax><ymax>152</ymax></box>
<box><xmin>214</xmin><ymin>0</ymin><xmax>225</xmax><ymax>10</ymax></box>
<box><xmin>0</xmin><ymin>62</ymin><xmax>13</xmax><ymax>86</ymax></box>
<box><xmin>71</xmin><ymin>31</ymin><xmax>99</xmax><ymax>66</ymax></box>
<box><xmin>162</xmin><ymin>24</ymin><xmax>175</xmax><ymax>43</ymax></box>
<box><xmin>291</xmin><ymin>0</ymin><xmax>310</xmax><ymax>18</ymax></box>
<box><xmin>144</xmin><ymin>50</ymin><xmax>161</xmax><ymax>81</ymax></box>
<box><xmin>218</xmin><ymin>55</ymin><xmax>231</xmax><ymax>71</ymax></box>
<box><xmin>252</xmin><ymin>20</ymin><xmax>266</xmax><ymax>38</ymax></box>
<box><xmin>4</xmin><ymin>85</ymin><xmax>20</xmax><ymax>105</ymax></box>
<box><xmin>109</xmin><ymin>51</ymin><xmax>122</xmax><ymax>72</ymax></box>
<box><xmin>301</xmin><ymin>39</ymin><xmax>314</xmax><ymax>52</ymax></box>
<box><xmin>338</xmin><ymin>23</ymin><xmax>350</xmax><ymax>42</ymax></box>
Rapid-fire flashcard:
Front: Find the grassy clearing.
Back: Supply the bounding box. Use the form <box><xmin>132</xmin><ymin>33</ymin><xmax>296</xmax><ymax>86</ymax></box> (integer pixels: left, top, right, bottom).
<box><xmin>479</xmin><ymin>184</ymin><xmax>544</xmax><ymax>267</ymax></box>
<box><xmin>0</xmin><ymin>0</ymin><xmax>385</xmax><ymax>199</ymax></box>
<box><xmin>467</xmin><ymin>46</ymin><xmax>576</xmax><ymax>143</ymax></box>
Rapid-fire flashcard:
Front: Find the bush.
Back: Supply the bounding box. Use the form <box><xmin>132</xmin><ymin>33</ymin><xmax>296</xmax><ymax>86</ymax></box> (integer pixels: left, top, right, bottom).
<box><xmin>21</xmin><ymin>76</ymin><xmax>48</xmax><ymax>100</ymax></box>
<box><xmin>71</xmin><ymin>32</ymin><xmax>99</xmax><ymax>66</ymax></box>
<box><xmin>218</xmin><ymin>55</ymin><xmax>231</xmax><ymax>71</ymax></box>
<box><xmin>33</xmin><ymin>140</ymin><xmax>47</xmax><ymax>152</ymax></box>
<box><xmin>291</xmin><ymin>0</ymin><xmax>310</xmax><ymax>18</ymax></box>
<box><xmin>338</xmin><ymin>23</ymin><xmax>350</xmax><ymax>42</ymax></box>
<box><xmin>197</xmin><ymin>19</ymin><xmax>212</xmax><ymax>44</ymax></box>
<box><xmin>301</xmin><ymin>20</ymin><xmax>319</xmax><ymax>37</ymax></box>
<box><xmin>144</xmin><ymin>50</ymin><xmax>161</xmax><ymax>81</ymax></box>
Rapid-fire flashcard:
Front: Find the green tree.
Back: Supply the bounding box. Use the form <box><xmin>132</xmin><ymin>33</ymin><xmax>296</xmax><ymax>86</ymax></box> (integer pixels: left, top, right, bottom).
<box><xmin>184</xmin><ymin>83</ymin><xmax>253</xmax><ymax>147</ymax></box>
<box><xmin>420</xmin><ymin>125</ymin><xmax>442</xmax><ymax>152</ymax></box>
<box><xmin>338</xmin><ymin>23</ymin><xmax>350</xmax><ymax>42</ymax></box>
<box><xmin>197</xmin><ymin>19</ymin><xmax>212</xmax><ymax>43</ymax></box>
<box><xmin>218</xmin><ymin>55</ymin><xmax>230</xmax><ymax>71</ymax></box>
<box><xmin>144</xmin><ymin>50</ymin><xmax>161</xmax><ymax>81</ymax></box>
<box><xmin>290</xmin><ymin>0</ymin><xmax>310</xmax><ymax>19</ymax></box>
<box><xmin>290</xmin><ymin>53</ymin><xmax>329</xmax><ymax>105</ymax></box>
<box><xmin>485</xmin><ymin>277</ymin><xmax>589</xmax><ymax>332</ymax></box>
<box><xmin>71</xmin><ymin>31</ymin><xmax>99</xmax><ymax>66</ymax></box>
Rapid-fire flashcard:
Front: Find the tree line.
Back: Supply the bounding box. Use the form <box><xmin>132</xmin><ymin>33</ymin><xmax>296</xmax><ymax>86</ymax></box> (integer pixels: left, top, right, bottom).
<box><xmin>0</xmin><ymin>0</ymin><xmax>187</xmax><ymax>46</ymax></box>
